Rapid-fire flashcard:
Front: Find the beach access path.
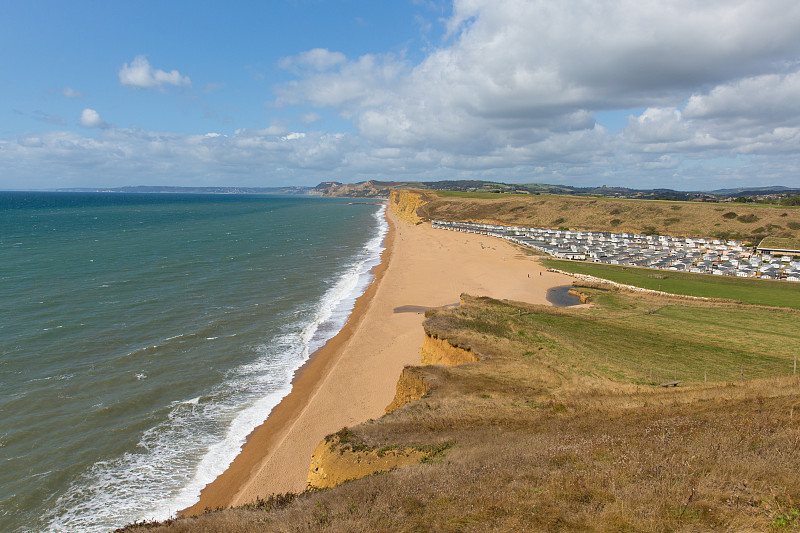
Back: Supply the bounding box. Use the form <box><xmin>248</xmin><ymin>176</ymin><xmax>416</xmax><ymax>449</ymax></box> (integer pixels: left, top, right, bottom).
<box><xmin>183</xmin><ymin>207</ymin><xmax>574</xmax><ymax>514</ymax></box>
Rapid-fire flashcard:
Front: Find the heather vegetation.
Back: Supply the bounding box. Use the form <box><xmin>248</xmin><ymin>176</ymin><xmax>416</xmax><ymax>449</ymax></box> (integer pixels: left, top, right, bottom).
<box><xmin>121</xmin><ymin>287</ymin><xmax>800</xmax><ymax>532</ymax></box>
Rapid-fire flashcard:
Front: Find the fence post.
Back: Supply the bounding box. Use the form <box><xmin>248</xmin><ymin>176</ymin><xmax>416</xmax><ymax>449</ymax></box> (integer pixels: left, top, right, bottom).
<box><xmin>704</xmin><ymin>371</ymin><xmax>707</xmax><ymax>384</ymax></box>
<box><xmin>740</xmin><ymin>364</ymin><xmax>744</xmax><ymax>383</ymax></box>
<box><xmin>795</xmin><ymin>355</ymin><xmax>797</xmax><ymax>377</ymax></box>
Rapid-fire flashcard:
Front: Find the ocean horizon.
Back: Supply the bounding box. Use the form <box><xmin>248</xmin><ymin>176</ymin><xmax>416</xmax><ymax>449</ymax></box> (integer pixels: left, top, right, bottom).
<box><xmin>0</xmin><ymin>192</ymin><xmax>387</xmax><ymax>532</ymax></box>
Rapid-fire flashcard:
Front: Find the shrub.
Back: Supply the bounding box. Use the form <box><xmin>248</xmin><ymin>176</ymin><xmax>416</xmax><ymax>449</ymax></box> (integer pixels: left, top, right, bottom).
<box><xmin>737</xmin><ymin>213</ymin><xmax>759</xmax><ymax>223</ymax></box>
<box><xmin>779</xmin><ymin>196</ymin><xmax>800</xmax><ymax>206</ymax></box>
<box><xmin>722</xmin><ymin>211</ymin><xmax>738</xmax><ymax>219</ymax></box>
<box><xmin>787</xmin><ymin>221</ymin><xmax>800</xmax><ymax>230</ymax></box>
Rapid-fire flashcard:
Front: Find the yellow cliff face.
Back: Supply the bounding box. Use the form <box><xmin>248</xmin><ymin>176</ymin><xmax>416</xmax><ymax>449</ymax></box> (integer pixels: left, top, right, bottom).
<box><xmin>384</xmin><ymin>335</ymin><xmax>477</xmax><ymax>415</ymax></box>
<box><xmin>384</xmin><ymin>366</ymin><xmax>429</xmax><ymax>414</ymax></box>
<box><xmin>389</xmin><ymin>189</ymin><xmax>426</xmax><ymax>224</ymax></box>
<box><xmin>306</xmin><ymin>434</ymin><xmax>425</xmax><ymax>491</ymax></box>
<box><xmin>307</xmin><ymin>331</ymin><xmax>478</xmax><ymax>491</ymax></box>
<box><xmin>420</xmin><ymin>333</ymin><xmax>479</xmax><ymax>366</ymax></box>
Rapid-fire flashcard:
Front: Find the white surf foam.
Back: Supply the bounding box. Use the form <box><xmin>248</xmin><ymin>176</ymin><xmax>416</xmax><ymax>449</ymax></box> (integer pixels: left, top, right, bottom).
<box><xmin>155</xmin><ymin>204</ymin><xmax>388</xmax><ymax>517</ymax></box>
<box><xmin>43</xmin><ymin>204</ymin><xmax>389</xmax><ymax>533</ymax></box>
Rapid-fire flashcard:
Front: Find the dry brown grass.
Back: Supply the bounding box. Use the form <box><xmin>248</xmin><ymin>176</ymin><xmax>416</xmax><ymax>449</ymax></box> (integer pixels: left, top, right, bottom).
<box><xmin>417</xmin><ymin>193</ymin><xmax>800</xmax><ymax>243</ymax></box>
<box><xmin>121</xmin><ymin>292</ymin><xmax>800</xmax><ymax>532</ymax></box>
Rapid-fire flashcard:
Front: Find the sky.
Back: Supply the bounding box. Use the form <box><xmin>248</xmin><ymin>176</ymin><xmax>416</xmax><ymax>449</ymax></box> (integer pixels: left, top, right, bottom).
<box><xmin>1</xmin><ymin>0</ymin><xmax>800</xmax><ymax>191</ymax></box>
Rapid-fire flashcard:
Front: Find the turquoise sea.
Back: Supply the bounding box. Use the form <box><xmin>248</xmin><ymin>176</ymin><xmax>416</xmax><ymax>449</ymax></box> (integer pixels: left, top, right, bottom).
<box><xmin>0</xmin><ymin>192</ymin><xmax>387</xmax><ymax>532</ymax></box>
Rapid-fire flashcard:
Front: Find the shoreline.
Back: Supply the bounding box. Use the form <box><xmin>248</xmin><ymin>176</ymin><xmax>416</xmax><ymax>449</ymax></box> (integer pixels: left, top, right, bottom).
<box><xmin>181</xmin><ymin>206</ymin><xmax>397</xmax><ymax>515</ymax></box>
<box><xmin>182</xmin><ymin>207</ymin><xmax>575</xmax><ymax>515</ymax></box>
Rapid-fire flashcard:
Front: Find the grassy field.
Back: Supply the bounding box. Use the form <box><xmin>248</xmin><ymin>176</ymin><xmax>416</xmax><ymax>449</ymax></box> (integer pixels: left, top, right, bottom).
<box><xmin>435</xmin><ymin>190</ymin><xmax>521</xmax><ymax>200</ymax></box>
<box><xmin>126</xmin><ymin>290</ymin><xmax>800</xmax><ymax>532</ymax></box>
<box><xmin>418</xmin><ymin>191</ymin><xmax>800</xmax><ymax>243</ymax></box>
<box><xmin>540</xmin><ymin>258</ymin><xmax>800</xmax><ymax>309</ymax></box>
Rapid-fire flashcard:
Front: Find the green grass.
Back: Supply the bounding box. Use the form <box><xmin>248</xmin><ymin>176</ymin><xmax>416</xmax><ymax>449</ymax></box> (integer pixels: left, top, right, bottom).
<box><xmin>436</xmin><ymin>291</ymin><xmax>800</xmax><ymax>384</ymax></box>
<box><xmin>120</xmin><ymin>289</ymin><xmax>800</xmax><ymax>533</ymax></box>
<box><xmin>536</xmin><ymin>291</ymin><xmax>798</xmax><ymax>382</ymax></box>
<box><xmin>541</xmin><ymin>258</ymin><xmax>800</xmax><ymax>309</ymax></box>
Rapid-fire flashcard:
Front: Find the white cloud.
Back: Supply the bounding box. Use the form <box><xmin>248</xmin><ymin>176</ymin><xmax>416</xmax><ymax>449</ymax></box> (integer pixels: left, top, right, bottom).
<box><xmin>1</xmin><ymin>123</ymin><xmax>798</xmax><ymax>191</ymax></box>
<box><xmin>5</xmin><ymin>1</ymin><xmax>800</xmax><ymax>191</ymax></box>
<box><xmin>684</xmin><ymin>71</ymin><xmax>800</xmax><ymax>130</ymax></box>
<box><xmin>80</xmin><ymin>108</ymin><xmax>110</xmax><ymax>129</ymax></box>
<box><xmin>118</xmin><ymin>55</ymin><xmax>191</xmax><ymax>89</ymax></box>
<box><xmin>62</xmin><ymin>87</ymin><xmax>84</xmax><ymax>98</ymax></box>
<box><xmin>278</xmin><ymin>48</ymin><xmax>346</xmax><ymax>72</ymax></box>
<box><xmin>624</xmin><ymin>108</ymin><xmax>690</xmax><ymax>144</ymax></box>
<box><xmin>300</xmin><ymin>112</ymin><xmax>322</xmax><ymax>125</ymax></box>
<box><xmin>265</xmin><ymin>0</ymin><xmax>800</xmax><ymax>187</ymax></box>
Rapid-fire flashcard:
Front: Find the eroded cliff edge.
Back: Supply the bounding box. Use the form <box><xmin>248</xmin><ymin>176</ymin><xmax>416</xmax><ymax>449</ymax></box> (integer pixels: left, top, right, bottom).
<box><xmin>306</xmin><ymin>315</ymin><xmax>479</xmax><ymax>490</ymax></box>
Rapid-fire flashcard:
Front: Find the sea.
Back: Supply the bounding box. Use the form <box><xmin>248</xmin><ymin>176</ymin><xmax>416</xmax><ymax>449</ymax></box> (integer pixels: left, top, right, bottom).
<box><xmin>0</xmin><ymin>192</ymin><xmax>388</xmax><ymax>533</ymax></box>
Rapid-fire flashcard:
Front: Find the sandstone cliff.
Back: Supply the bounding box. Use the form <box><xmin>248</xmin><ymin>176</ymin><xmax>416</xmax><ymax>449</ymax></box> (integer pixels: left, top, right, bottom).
<box><xmin>389</xmin><ymin>189</ymin><xmax>427</xmax><ymax>224</ymax></box>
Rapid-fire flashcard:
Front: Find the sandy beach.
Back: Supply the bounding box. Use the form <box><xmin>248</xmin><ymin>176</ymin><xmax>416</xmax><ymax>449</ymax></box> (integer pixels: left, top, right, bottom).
<box><xmin>183</xmin><ymin>207</ymin><xmax>574</xmax><ymax>514</ymax></box>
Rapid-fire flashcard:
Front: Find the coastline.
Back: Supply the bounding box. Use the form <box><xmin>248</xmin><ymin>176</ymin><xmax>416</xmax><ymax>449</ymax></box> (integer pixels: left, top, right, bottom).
<box><xmin>180</xmin><ymin>206</ymin><xmax>397</xmax><ymax>515</ymax></box>
<box><xmin>182</xmin><ymin>207</ymin><xmax>575</xmax><ymax>514</ymax></box>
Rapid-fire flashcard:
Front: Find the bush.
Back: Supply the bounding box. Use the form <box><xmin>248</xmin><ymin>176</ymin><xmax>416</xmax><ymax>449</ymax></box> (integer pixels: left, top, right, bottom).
<box><xmin>779</xmin><ymin>196</ymin><xmax>800</xmax><ymax>206</ymax></box>
<box><xmin>642</xmin><ymin>226</ymin><xmax>658</xmax><ymax>235</ymax></box>
<box><xmin>737</xmin><ymin>213</ymin><xmax>759</xmax><ymax>223</ymax></box>
<box><xmin>722</xmin><ymin>212</ymin><xmax>738</xmax><ymax>219</ymax></box>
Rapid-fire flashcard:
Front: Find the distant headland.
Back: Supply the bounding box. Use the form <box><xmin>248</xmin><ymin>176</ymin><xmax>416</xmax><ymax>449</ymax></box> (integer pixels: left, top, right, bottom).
<box><xmin>54</xmin><ymin>179</ymin><xmax>800</xmax><ymax>202</ymax></box>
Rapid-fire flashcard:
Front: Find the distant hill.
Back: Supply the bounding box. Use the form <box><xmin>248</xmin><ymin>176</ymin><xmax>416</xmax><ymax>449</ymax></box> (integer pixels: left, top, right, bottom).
<box><xmin>705</xmin><ymin>186</ymin><xmax>799</xmax><ymax>197</ymax></box>
<box><xmin>57</xmin><ymin>185</ymin><xmax>312</xmax><ymax>195</ymax></box>
<box><xmin>410</xmin><ymin>189</ymin><xmax>800</xmax><ymax>244</ymax></box>
<box><xmin>54</xmin><ymin>181</ymin><xmax>800</xmax><ymax>201</ymax></box>
<box><xmin>313</xmin><ymin>179</ymin><xmax>800</xmax><ymax>200</ymax></box>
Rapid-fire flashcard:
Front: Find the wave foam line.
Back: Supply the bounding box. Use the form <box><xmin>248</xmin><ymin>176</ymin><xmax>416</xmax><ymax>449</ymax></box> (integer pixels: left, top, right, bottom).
<box><xmin>43</xmin><ymin>204</ymin><xmax>388</xmax><ymax>533</ymax></box>
<box><xmin>158</xmin><ymin>204</ymin><xmax>389</xmax><ymax>517</ymax></box>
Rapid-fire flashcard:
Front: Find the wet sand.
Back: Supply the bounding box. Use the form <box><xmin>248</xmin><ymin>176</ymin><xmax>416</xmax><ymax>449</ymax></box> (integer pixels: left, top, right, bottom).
<box><xmin>183</xmin><ymin>208</ymin><xmax>574</xmax><ymax>514</ymax></box>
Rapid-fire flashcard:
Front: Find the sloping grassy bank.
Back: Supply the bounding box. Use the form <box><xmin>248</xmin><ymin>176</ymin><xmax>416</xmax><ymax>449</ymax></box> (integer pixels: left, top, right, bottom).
<box><xmin>120</xmin><ymin>289</ymin><xmax>800</xmax><ymax>532</ymax></box>
<box><xmin>418</xmin><ymin>192</ymin><xmax>800</xmax><ymax>243</ymax></box>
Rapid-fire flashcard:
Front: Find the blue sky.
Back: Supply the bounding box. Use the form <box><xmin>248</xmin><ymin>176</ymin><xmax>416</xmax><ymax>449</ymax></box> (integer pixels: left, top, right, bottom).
<box><xmin>2</xmin><ymin>0</ymin><xmax>800</xmax><ymax>191</ymax></box>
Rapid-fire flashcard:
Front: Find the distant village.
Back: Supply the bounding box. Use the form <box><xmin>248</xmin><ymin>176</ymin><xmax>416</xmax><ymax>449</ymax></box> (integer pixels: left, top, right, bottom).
<box><xmin>432</xmin><ymin>220</ymin><xmax>800</xmax><ymax>281</ymax></box>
